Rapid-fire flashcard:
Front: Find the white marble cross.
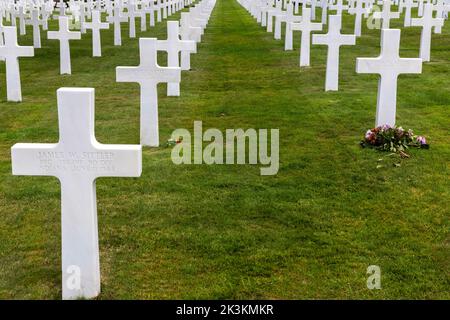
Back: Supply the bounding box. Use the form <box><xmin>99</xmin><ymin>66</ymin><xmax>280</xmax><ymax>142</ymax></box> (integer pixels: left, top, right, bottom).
<box><xmin>284</xmin><ymin>2</ymin><xmax>302</xmax><ymax>50</ymax></box>
<box><xmin>349</xmin><ymin>0</ymin><xmax>369</xmax><ymax>36</ymax></box>
<box><xmin>321</xmin><ymin>0</ymin><xmax>329</xmax><ymax>25</ymax></box>
<box><xmin>161</xmin><ymin>0</ymin><xmax>168</xmax><ymax>19</ymax></box>
<box><xmin>290</xmin><ymin>7</ymin><xmax>322</xmax><ymax>66</ymax></box>
<box><xmin>434</xmin><ymin>0</ymin><xmax>450</xmax><ymax>33</ymax></box>
<box><xmin>0</xmin><ymin>26</ymin><xmax>34</xmax><ymax>102</ymax></box>
<box><xmin>373</xmin><ymin>0</ymin><xmax>400</xmax><ymax>29</ymax></box>
<box><xmin>274</xmin><ymin>5</ymin><xmax>288</xmax><ymax>40</ymax></box>
<box><xmin>48</xmin><ymin>16</ymin><xmax>81</xmax><ymax>75</ymax></box>
<box><xmin>144</xmin><ymin>1</ymin><xmax>157</xmax><ymax>27</ymax></box>
<box><xmin>310</xmin><ymin>0</ymin><xmax>317</xmax><ymax>20</ymax></box>
<box><xmin>157</xmin><ymin>21</ymin><xmax>196</xmax><ymax>96</ymax></box>
<box><xmin>154</xmin><ymin>0</ymin><xmax>164</xmax><ymax>23</ymax></box>
<box><xmin>266</xmin><ymin>0</ymin><xmax>283</xmax><ymax>33</ymax></box>
<box><xmin>313</xmin><ymin>15</ymin><xmax>356</xmax><ymax>91</ymax></box>
<box><xmin>58</xmin><ymin>1</ymin><xmax>67</xmax><ymax>16</ymax></box>
<box><xmin>180</xmin><ymin>12</ymin><xmax>202</xmax><ymax>70</ymax></box>
<box><xmin>126</xmin><ymin>0</ymin><xmax>138</xmax><ymax>38</ymax></box>
<box><xmin>79</xmin><ymin>2</ymin><xmax>87</xmax><ymax>34</ymax></box>
<box><xmin>330</xmin><ymin>0</ymin><xmax>349</xmax><ymax>15</ymax></box>
<box><xmin>356</xmin><ymin>29</ymin><xmax>422</xmax><ymax>127</ymax></box>
<box><xmin>0</xmin><ymin>16</ymin><xmax>4</xmax><ymax>48</ymax></box>
<box><xmin>139</xmin><ymin>5</ymin><xmax>147</xmax><ymax>32</ymax></box>
<box><xmin>11</xmin><ymin>87</ymin><xmax>142</xmax><ymax>300</ymax></box>
<box><xmin>402</xmin><ymin>0</ymin><xmax>418</xmax><ymax>27</ymax></box>
<box><xmin>411</xmin><ymin>3</ymin><xmax>444</xmax><ymax>62</ymax></box>
<box><xmin>26</xmin><ymin>9</ymin><xmax>43</xmax><ymax>48</ymax></box>
<box><xmin>84</xmin><ymin>10</ymin><xmax>109</xmax><ymax>57</ymax></box>
<box><xmin>16</xmin><ymin>6</ymin><xmax>27</xmax><ymax>35</ymax></box>
<box><xmin>110</xmin><ymin>6</ymin><xmax>128</xmax><ymax>46</ymax></box>
<box><xmin>116</xmin><ymin>38</ymin><xmax>181</xmax><ymax>147</ymax></box>
<box><xmin>180</xmin><ymin>12</ymin><xmax>202</xmax><ymax>43</ymax></box>
<box><xmin>417</xmin><ymin>0</ymin><xmax>425</xmax><ymax>16</ymax></box>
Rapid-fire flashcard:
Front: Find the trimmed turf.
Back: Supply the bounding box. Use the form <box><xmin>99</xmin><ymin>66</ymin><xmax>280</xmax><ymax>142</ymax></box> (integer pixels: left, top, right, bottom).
<box><xmin>0</xmin><ymin>0</ymin><xmax>449</xmax><ymax>299</ymax></box>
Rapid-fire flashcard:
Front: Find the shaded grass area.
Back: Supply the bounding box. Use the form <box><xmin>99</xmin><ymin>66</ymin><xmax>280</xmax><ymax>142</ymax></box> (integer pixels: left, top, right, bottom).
<box><xmin>0</xmin><ymin>0</ymin><xmax>449</xmax><ymax>299</ymax></box>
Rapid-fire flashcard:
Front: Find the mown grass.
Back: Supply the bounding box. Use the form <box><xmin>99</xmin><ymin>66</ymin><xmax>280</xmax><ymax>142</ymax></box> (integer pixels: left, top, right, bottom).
<box><xmin>0</xmin><ymin>0</ymin><xmax>449</xmax><ymax>299</ymax></box>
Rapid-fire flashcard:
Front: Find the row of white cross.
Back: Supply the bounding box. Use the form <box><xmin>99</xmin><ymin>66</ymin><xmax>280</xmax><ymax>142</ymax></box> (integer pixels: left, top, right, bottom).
<box><xmin>0</xmin><ymin>0</ymin><xmax>197</xmax><ymax>101</ymax></box>
<box><xmin>6</xmin><ymin>0</ymin><xmax>216</xmax><ymax>300</ymax></box>
<box><xmin>0</xmin><ymin>0</ymin><xmax>194</xmax><ymax>46</ymax></box>
<box><xmin>239</xmin><ymin>0</ymin><xmax>448</xmax><ymax>127</ymax></box>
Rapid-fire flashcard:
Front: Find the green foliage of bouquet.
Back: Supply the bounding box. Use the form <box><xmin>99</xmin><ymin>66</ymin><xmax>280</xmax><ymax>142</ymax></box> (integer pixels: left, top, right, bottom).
<box><xmin>361</xmin><ymin>125</ymin><xmax>429</xmax><ymax>153</ymax></box>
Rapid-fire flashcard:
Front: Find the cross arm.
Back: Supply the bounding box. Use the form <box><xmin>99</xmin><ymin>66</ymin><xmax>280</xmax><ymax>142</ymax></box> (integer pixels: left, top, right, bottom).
<box><xmin>181</xmin><ymin>26</ymin><xmax>202</xmax><ymax>42</ymax></box>
<box><xmin>91</xmin><ymin>142</ymin><xmax>142</xmax><ymax>178</ymax></box>
<box><xmin>155</xmin><ymin>39</ymin><xmax>170</xmax><ymax>52</ymax></box>
<box><xmin>398</xmin><ymin>58</ymin><xmax>423</xmax><ymax>74</ymax></box>
<box><xmin>19</xmin><ymin>46</ymin><xmax>35</xmax><ymax>57</ymax></box>
<box><xmin>155</xmin><ymin>67</ymin><xmax>181</xmax><ymax>84</ymax></box>
<box><xmin>116</xmin><ymin>66</ymin><xmax>141</xmax><ymax>83</ymax></box>
<box><xmin>47</xmin><ymin>31</ymin><xmax>60</xmax><ymax>40</ymax></box>
<box><xmin>356</xmin><ymin>57</ymin><xmax>383</xmax><ymax>74</ymax></box>
<box><xmin>290</xmin><ymin>22</ymin><xmax>302</xmax><ymax>31</ymax></box>
<box><xmin>312</xmin><ymin>34</ymin><xmax>329</xmax><ymax>46</ymax></box>
<box><xmin>11</xmin><ymin>143</ymin><xmax>59</xmax><ymax>176</ymax></box>
<box><xmin>69</xmin><ymin>33</ymin><xmax>82</xmax><ymax>40</ymax></box>
<box><xmin>341</xmin><ymin>34</ymin><xmax>356</xmax><ymax>46</ymax></box>
<box><xmin>372</xmin><ymin>12</ymin><xmax>382</xmax><ymax>19</ymax></box>
<box><xmin>312</xmin><ymin>22</ymin><xmax>323</xmax><ymax>31</ymax></box>
<box><xmin>183</xmin><ymin>40</ymin><xmax>197</xmax><ymax>53</ymax></box>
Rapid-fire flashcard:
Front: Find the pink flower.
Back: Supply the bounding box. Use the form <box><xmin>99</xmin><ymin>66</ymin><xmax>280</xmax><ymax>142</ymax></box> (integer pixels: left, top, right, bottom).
<box><xmin>416</xmin><ymin>136</ymin><xmax>427</xmax><ymax>145</ymax></box>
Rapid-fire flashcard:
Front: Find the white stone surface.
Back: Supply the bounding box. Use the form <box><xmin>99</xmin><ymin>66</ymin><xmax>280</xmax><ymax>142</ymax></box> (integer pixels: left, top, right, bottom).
<box><xmin>356</xmin><ymin>29</ymin><xmax>422</xmax><ymax>127</ymax></box>
<box><xmin>11</xmin><ymin>88</ymin><xmax>142</xmax><ymax>300</ymax></box>
<box><xmin>284</xmin><ymin>3</ymin><xmax>302</xmax><ymax>50</ymax></box>
<box><xmin>313</xmin><ymin>15</ymin><xmax>356</xmax><ymax>91</ymax></box>
<box><xmin>290</xmin><ymin>8</ymin><xmax>322</xmax><ymax>67</ymax></box>
<box><xmin>116</xmin><ymin>38</ymin><xmax>181</xmax><ymax>147</ymax></box>
<box><xmin>126</xmin><ymin>0</ymin><xmax>138</xmax><ymax>38</ymax></box>
<box><xmin>48</xmin><ymin>16</ymin><xmax>81</xmax><ymax>75</ymax></box>
<box><xmin>26</xmin><ymin>9</ymin><xmax>43</xmax><ymax>48</ymax></box>
<box><xmin>17</xmin><ymin>6</ymin><xmax>27</xmax><ymax>35</ymax></box>
<box><xmin>0</xmin><ymin>26</ymin><xmax>34</xmax><ymax>102</ymax></box>
<box><xmin>411</xmin><ymin>3</ymin><xmax>444</xmax><ymax>62</ymax></box>
<box><xmin>348</xmin><ymin>0</ymin><xmax>369</xmax><ymax>37</ymax></box>
<box><xmin>157</xmin><ymin>21</ymin><xmax>196</xmax><ymax>96</ymax></box>
<box><xmin>84</xmin><ymin>10</ymin><xmax>109</xmax><ymax>57</ymax></box>
<box><xmin>373</xmin><ymin>0</ymin><xmax>400</xmax><ymax>29</ymax></box>
<box><xmin>434</xmin><ymin>0</ymin><xmax>450</xmax><ymax>33</ymax></box>
<box><xmin>402</xmin><ymin>0</ymin><xmax>418</xmax><ymax>27</ymax></box>
<box><xmin>110</xmin><ymin>6</ymin><xmax>128</xmax><ymax>46</ymax></box>
<box><xmin>180</xmin><ymin>12</ymin><xmax>202</xmax><ymax>70</ymax></box>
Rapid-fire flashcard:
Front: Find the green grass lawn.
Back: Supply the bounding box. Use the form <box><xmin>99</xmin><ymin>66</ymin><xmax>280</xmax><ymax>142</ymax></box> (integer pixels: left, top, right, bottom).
<box><xmin>0</xmin><ymin>0</ymin><xmax>449</xmax><ymax>299</ymax></box>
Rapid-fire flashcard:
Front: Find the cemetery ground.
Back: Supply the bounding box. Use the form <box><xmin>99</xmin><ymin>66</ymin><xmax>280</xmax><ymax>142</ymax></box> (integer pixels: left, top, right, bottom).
<box><xmin>0</xmin><ymin>0</ymin><xmax>449</xmax><ymax>299</ymax></box>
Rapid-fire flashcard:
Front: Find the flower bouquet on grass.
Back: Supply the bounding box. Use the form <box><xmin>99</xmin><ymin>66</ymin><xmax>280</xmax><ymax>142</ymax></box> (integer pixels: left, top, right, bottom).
<box><xmin>361</xmin><ymin>125</ymin><xmax>429</xmax><ymax>158</ymax></box>
<box><xmin>165</xmin><ymin>136</ymin><xmax>184</xmax><ymax>147</ymax></box>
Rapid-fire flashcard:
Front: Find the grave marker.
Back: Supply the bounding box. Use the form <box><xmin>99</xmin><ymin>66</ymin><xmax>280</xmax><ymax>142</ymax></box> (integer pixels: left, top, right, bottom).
<box><xmin>48</xmin><ymin>16</ymin><xmax>81</xmax><ymax>75</ymax></box>
<box><xmin>11</xmin><ymin>88</ymin><xmax>142</xmax><ymax>300</ymax></box>
<box><xmin>356</xmin><ymin>29</ymin><xmax>422</xmax><ymax>127</ymax></box>
<box><xmin>157</xmin><ymin>21</ymin><xmax>196</xmax><ymax>95</ymax></box>
<box><xmin>0</xmin><ymin>26</ymin><xmax>34</xmax><ymax>102</ymax></box>
<box><xmin>116</xmin><ymin>38</ymin><xmax>181</xmax><ymax>147</ymax></box>
<box><xmin>313</xmin><ymin>15</ymin><xmax>356</xmax><ymax>91</ymax></box>
<box><xmin>84</xmin><ymin>10</ymin><xmax>109</xmax><ymax>57</ymax></box>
